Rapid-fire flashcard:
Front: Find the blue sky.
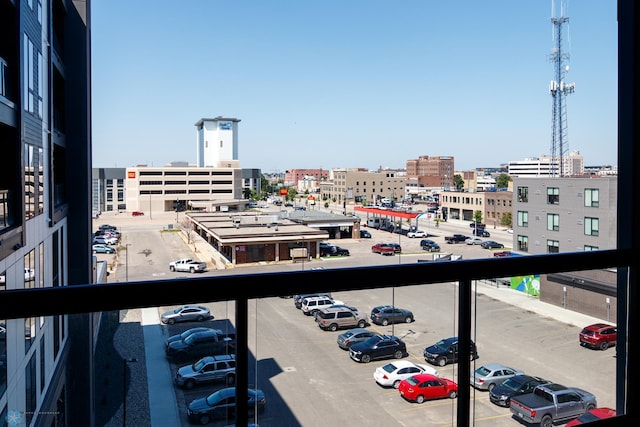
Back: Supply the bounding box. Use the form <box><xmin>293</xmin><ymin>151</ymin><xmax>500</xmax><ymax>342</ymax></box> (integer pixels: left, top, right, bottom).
<box><xmin>91</xmin><ymin>0</ymin><xmax>618</xmax><ymax>173</ymax></box>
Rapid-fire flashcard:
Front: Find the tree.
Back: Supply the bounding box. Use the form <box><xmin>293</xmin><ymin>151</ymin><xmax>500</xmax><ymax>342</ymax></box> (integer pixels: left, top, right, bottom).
<box><xmin>453</xmin><ymin>174</ymin><xmax>464</xmax><ymax>190</ymax></box>
<box><xmin>473</xmin><ymin>210</ymin><xmax>483</xmax><ymax>224</ymax></box>
<box><xmin>495</xmin><ymin>173</ymin><xmax>512</xmax><ymax>189</ymax></box>
<box><xmin>242</xmin><ymin>188</ymin><xmax>252</xmax><ymax>200</ymax></box>
<box><xmin>287</xmin><ymin>187</ymin><xmax>297</xmax><ymax>201</ymax></box>
<box><xmin>501</xmin><ymin>212</ymin><xmax>513</xmax><ymax>227</ymax></box>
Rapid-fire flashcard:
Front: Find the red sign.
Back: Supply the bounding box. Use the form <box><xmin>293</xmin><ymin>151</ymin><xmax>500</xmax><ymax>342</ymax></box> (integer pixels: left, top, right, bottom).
<box><xmin>279</xmin><ymin>188</ymin><xmax>288</xmax><ymax>195</ymax></box>
<box><xmin>127</xmin><ymin>171</ymin><xmax>136</xmax><ymax>179</ymax></box>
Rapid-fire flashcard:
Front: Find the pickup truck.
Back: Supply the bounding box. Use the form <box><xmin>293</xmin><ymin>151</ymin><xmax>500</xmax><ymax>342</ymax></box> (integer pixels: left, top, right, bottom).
<box><xmin>444</xmin><ymin>234</ymin><xmax>468</xmax><ymax>244</ymax></box>
<box><xmin>169</xmin><ymin>258</ymin><xmax>207</xmax><ymax>273</ymax></box>
<box><xmin>509</xmin><ymin>383</ymin><xmax>597</xmax><ymax>427</ymax></box>
<box><xmin>165</xmin><ymin>328</ymin><xmax>236</xmax><ymax>362</ymax></box>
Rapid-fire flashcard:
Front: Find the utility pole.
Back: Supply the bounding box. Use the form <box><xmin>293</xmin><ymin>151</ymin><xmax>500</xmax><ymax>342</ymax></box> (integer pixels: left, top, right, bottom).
<box><xmin>549</xmin><ymin>0</ymin><xmax>575</xmax><ymax>177</ymax></box>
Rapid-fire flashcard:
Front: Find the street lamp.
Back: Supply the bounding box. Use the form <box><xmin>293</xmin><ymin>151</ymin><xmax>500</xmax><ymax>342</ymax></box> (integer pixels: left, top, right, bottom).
<box><xmin>125</xmin><ymin>243</ymin><xmax>131</xmax><ymax>282</ymax></box>
<box><xmin>122</xmin><ymin>357</ymin><xmax>138</xmax><ymax>427</ymax></box>
<box><xmin>149</xmin><ymin>193</ymin><xmax>152</xmax><ymax>220</ymax></box>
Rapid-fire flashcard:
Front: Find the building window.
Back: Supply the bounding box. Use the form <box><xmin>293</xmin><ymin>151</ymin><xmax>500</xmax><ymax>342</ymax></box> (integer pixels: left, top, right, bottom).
<box><xmin>585</xmin><ymin>188</ymin><xmax>599</xmax><ymax>207</ymax></box>
<box><xmin>547</xmin><ymin>239</ymin><xmax>560</xmax><ymax>253</ymax></box>
<box><xmin>585</xmin><ymin>217</ymin><xmax>599</xmax><ymax>236</ymax></box>
<box><xmin>547</xmin><ymin>187</ymin><xmax>559</xmax><ymax>204</ymax></box>
<box><xmin>517</xmin><ymin>211</ymin><xmax>528</xmax><ymax>227</ymax></box>
<box><xmin>517</xmin><ymin>235</ymin><xmax>528</xmax><ymax>252</ymax></box>
<box><xmin>517</xmin><ymin>186</ymin><xmax>528</xmax><ymax>202</ymax></box>
<box><xmin>547</xmin><ymin>213</ymin><xmax>559</xmax><ymax>231</ymax></box>
<box><xmin>584</xmin><ymin>245</ymin><xmax>599</xmax><ymax>251</ymax></box>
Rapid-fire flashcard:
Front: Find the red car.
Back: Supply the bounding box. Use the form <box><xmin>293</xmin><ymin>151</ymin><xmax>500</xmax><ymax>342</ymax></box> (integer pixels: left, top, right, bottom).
<box><xmin>132</xmin><ymin>211</ymin><xmax>145</xmax><ymax>216</ymax></box>
<box><xmin>398</xmin><ymin>373</ymin><xmax>458</xmax><ymax>404</ymax></box>
<box><xmin>371</xmin><ymin>243</ymin><xmax>395</xmax><ymax>255</ymax></box>
<box><xmin>565</xmin><ymin>407</ymin><xmax>616</xmax><ymax>426</ymax></box>
<box><xmin>579</xmin><ymin>323</ymin><xmax>617</xmax><ymax>350</ymax></box>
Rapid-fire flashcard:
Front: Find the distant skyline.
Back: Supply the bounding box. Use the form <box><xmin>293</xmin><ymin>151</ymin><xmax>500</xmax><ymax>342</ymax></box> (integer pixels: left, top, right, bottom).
<box><xmin>91</xmin><ymin>1</ymin><xmax>618</xmax><ymax>173</ymax></box>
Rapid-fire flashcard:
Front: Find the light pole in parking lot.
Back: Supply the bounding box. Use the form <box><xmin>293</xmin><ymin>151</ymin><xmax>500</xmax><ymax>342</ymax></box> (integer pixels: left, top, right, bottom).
<box><xmin>125</xmin><ymin>243</ymin><xmax>131</xmax><ymax>282</ymax></box>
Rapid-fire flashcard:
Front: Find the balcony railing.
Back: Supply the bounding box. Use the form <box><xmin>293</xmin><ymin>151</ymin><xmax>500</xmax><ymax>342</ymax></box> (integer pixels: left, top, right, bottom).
<box><xmin>0</xmin><ymin>249</ymin><xmax>633</xmax><ymax>426</ymax></box>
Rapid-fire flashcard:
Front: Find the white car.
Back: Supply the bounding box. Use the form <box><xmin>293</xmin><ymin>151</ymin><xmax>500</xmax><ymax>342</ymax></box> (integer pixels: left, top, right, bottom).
<box><xmin>374</xmin><ymin>360</ymin><xmax>439</xmax><ymax>389</ymax></box>
<box><xmin>465</xmin><ymin>237</ymin><xmax>483</xmax><ymax>245</ymax></box>
<box><xmin>407</xmin><ymin>230</ymin><xmax>426</xmax><ymax>238</ymax></box>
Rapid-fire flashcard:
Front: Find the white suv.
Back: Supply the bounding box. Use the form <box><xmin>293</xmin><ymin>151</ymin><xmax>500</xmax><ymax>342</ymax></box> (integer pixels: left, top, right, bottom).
<box><xmin>301</xmin><ymin>296</ymin><xmax>343</xmax><ymax>316</ymax></box>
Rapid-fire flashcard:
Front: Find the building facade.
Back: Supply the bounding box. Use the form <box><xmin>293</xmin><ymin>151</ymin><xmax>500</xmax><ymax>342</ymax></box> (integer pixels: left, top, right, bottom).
<box><xmin>284</xmin><ymin>168</ymin><xmax>327</xmax><ymax>187</ymax></box>
<box><xmin>195</xmin><ymin>117</ymin><xmax>241</xmax><ymax>167</ymax></box>
<box><xmin>1</xmin><ymin>0</ymin><xmax>94</xmax><ymax>424</ymax></box>
<box><xmin>512</xmin><ymin>176</ymin><xmax>617</xmax><ymax>254</ymax></box>
<box><xmin>125</xmin><ymin>162</ymin><xmax>244</xmax><ymax>213</ymax></box>
<box><xmin>406</xmin><ymin>155</ymin><xmax>454</xmax><ymax>188</ymax></box>
<box><xmin>91</xmin><ymin>167</ymin><xmax>126</xmax><ymax>214</ymax></box>
<box><xmin>321</xmin><ymin>168</ymin><xmax>406</xmax><ymax>208</ymax></box>
<box><xmin>439</xmin><ymin>189</ymin><xmax>513</xmax><ymax>225</ymax></box>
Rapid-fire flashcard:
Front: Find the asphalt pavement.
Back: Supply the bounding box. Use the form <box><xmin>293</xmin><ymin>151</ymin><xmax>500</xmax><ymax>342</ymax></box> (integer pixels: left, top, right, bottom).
<box><xmin>95</xmin><ymin>208</ymin><xmax>607</xmax><ymax>426</ymax></box>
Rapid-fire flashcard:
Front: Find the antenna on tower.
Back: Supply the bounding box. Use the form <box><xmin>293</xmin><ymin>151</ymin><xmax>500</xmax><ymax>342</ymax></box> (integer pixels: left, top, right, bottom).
<box><xmin>549</xmin><ymin>0</ymin><xmax>575</xmax><ymax>177</ymax></box>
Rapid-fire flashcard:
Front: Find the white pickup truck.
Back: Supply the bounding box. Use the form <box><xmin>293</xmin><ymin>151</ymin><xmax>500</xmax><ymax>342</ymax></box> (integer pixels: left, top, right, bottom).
<box><xmin>169</xmin><ymin>258</ymin><xmax>207</xmax><ymax>273</ymax></box>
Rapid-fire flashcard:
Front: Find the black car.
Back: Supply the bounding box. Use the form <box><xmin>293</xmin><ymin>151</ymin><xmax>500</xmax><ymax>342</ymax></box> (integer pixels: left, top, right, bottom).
<box><xmin>469</xmin><ymin>222</ymin><xmax>485</xmax><ymax>229</ymax></box>
<box><xmin>420</xmin><ymin>239</ymin><xmax>440</xmax><ymax>252</ymax></box>
<box><xmin>370</xmin><ymin>305</ymin><xmax>414</xmax><ymax>326</ymax></box>
<box><xmin>349</xmin><ymin>335</ymin><xmax>407</xmax><ymax>363</ymax></box>
<box><xmin>423</xmin><ymin>337</ymin><xmax>478</xmax><ymax>367</ymax></box>
<box><xmin>488</xmin><ymin>374</ymin><xmax>550</xmax><ymax>407</ymax></box>
<box><xmin>332</xmin><ymin>246</ymin><xmax>350</xmax><ymax>256</ymax></box>
<box><xmin>481</xmin><ymin>240</ymin><xmax>504</xmax><ymax>249</ymax></box>
<box><xmin>475</xmin><ymin>229</ymin><xmax>491</xmax><ymax>237</ymax></box>
<box><xmin>360</xmin><ymin>230</ymin><xmax>372</xmax><ymax>238</ymax></box>
<box><xmin>187</xmin><ymin>387</ymin><xmax>265</xmax><ymax>424</ymax></box>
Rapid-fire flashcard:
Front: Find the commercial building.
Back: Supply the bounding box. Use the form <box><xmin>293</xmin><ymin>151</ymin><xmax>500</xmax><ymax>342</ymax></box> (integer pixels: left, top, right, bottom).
<box><xmin>125</xmin><ymin>161</ymin><xmax>245</xmax><ymax>213</ymax></box>
<box><xmin>284</xmin><ymin>168</ymin><xmax>328</xmax><ymax>187</ymax></box>
<box><xmin>91</xmin><ymin>168</ymin><xmax>126</xmax><ymax>214</ymax></box>
<box><xmin>405</xmin><ymin>155</ymin><xmax>455</xmax><ymax>188</ymax></box>
<box><xmin>321</xmin><ymin>168</ymin><xmax>406</xmax><ymax>208</ymax></box>
<box><xmin>195</xmin><ymin>117</ymin><xmax>241</xmax><ymax>167</ymax></box>
<box><xmin>439</xmin><ymin>189</ymin><xmax>513</xmax><ymax>225</ymax></box>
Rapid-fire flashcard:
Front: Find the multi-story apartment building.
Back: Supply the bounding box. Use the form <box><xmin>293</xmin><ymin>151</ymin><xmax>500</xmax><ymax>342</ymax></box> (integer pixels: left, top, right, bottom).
<box><xmin>321</xmin><ymin>168</ymin><xmax>406</xmax><ymax>207</ymax></box>
<box><xmin>284</xmin><ymin>168</ymin><xmax>327</xmax><ymax>187</ymax></box>
<box><xmin>512</xmin><ymin>177</ymin><xmax>617</xmax><ymax>254</ymax></box>
<box><xmin>91</xmin><ymin>168</ymin><xmax>126</xmax><ymax>214</ymax></box>
<box><xmin>1</xmin><ymin>0</ymin><xmax>94</xmax><ymax>424</ymax></box>
<box><xmin>406</xmin><ymin>155</ymin><xmax>454</xmax><ymax>188</ymax></box>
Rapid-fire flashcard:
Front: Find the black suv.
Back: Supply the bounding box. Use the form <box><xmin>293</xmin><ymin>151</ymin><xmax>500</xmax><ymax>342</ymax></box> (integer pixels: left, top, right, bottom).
<box><xmin>370</xmin><ymin>305</ymin><xmax>414</xmax><ymax>326</ymax></box>
<box><xmin>349</xmin><ymin>335</ymin><xmax>407</xmax><ymax>363</ymax></box>
<box><xmin>423</xmin><ymin>337</ymin><xmax>478</xmax><ymax>367</ymax></box>
<box><xmin>420</xmin><ymin>239</ymin><xmax>441</xmax><ymax>252</ymax></box>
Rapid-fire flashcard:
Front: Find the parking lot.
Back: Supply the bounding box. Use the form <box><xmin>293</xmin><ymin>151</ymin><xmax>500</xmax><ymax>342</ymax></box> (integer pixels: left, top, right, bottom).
<box><xmin>98</xmin><ymin>211</ymin><xmax>614</xmax><ymax>426</ymax></box>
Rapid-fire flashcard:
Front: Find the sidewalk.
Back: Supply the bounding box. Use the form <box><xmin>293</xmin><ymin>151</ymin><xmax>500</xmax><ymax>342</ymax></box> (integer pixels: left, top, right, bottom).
<box><xmin>473</xmin><ymin>280</ymin><xmax>605</xmax><ymax>328</ymax></box>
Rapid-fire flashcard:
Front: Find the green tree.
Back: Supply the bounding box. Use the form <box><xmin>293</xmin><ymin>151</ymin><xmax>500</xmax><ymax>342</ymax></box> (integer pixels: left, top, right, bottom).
<box><xmin>242</xmin><ymin>188</ymin><xmax>252</xmax><ymax>200</ymax></box>
<box><xmin>501</xmin><ymin>212</ymin><xmax>513</xmax><ymax>227</ymax></box>
<box><xmin>287</xmin><ymin>187</ymin><xmax>297</xmax><ymax>201</ymax></box>
<box><xmin>495</xmin><ymin>173</ymin><xmax>512</xmax><ymax>189</ymax></box>
<box><xmin>453</xmin><ymin>174</ymin><xmax>464</xmax><ymax>190</ymax></box>
<box><xmin>473</xmin><ymin>210</ymin><xmax>483</xmax><ymax>224</ymax></box>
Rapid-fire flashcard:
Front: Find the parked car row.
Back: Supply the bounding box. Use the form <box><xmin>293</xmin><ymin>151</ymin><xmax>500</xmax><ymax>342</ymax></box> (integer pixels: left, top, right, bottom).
<box><xmin>159</xmin><ymin>306</ymin><xmax>262</xmax><ymax>424</ymax></box>
<box><xmin>92</xmin><ymin>224</ymin><xmax>120</xmax><ymax>249</ymax></box>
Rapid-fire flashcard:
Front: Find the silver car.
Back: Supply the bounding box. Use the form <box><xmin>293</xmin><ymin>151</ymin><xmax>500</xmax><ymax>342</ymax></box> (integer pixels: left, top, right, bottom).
<box><xmin>336</xmin><ymin>328</ymin><xmax>376</xmax><ymax>350</ymax></box>
<box><xmin>160</xmin><ymin>305</ymin><xmax>212</xmax><ymax>324</ymax></box>
<box><xmin>471</xmin><ymin>362</ymin><xmax>524</xmax><ymax>391</ymax></box>
<box><xmin>174</xmin><ymin>354</ymin><xmax>236</xmax><ymax>389</ymax></box>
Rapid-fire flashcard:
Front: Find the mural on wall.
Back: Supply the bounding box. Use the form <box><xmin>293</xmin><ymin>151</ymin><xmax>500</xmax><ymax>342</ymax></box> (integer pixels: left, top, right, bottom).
<box><xmin>511</xmin><ymin>274</ymin><xmax>540</xmax><ymax>296</ymax></box>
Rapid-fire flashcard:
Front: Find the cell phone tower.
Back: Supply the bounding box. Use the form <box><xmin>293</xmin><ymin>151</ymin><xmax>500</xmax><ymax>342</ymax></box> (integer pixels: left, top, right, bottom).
<box><xmin>549</xmin><ymin>0</ymin><xmax>575</xmax><ymax>177</ymax></box>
